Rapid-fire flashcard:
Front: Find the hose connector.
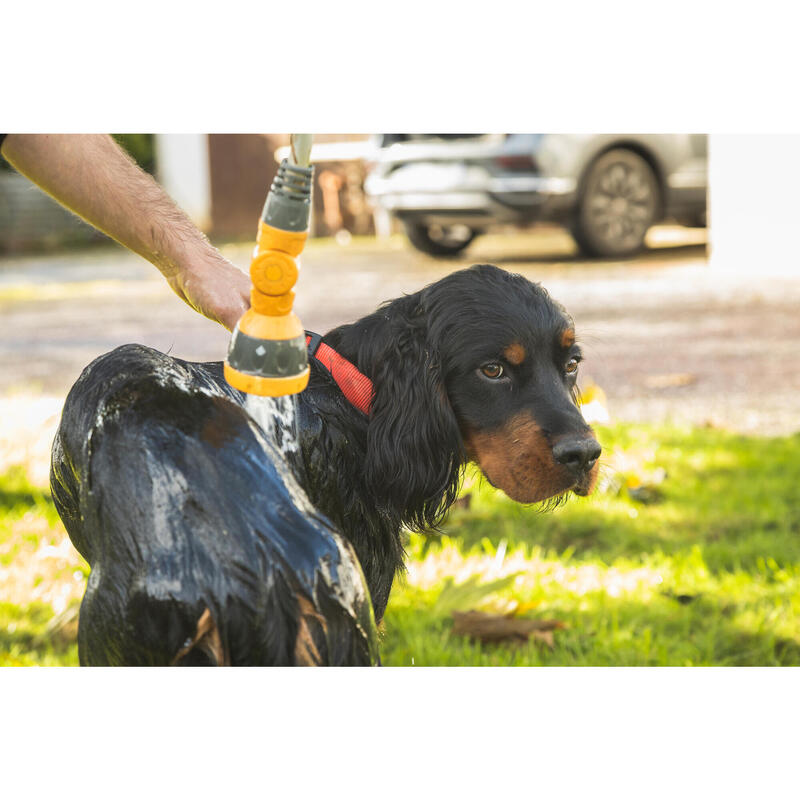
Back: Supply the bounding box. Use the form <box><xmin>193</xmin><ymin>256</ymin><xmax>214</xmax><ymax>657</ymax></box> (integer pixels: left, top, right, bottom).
<box><xmin>261</xmin><ymin>160</ymin><xmax>314</xmax><ymax>232</ymax></box>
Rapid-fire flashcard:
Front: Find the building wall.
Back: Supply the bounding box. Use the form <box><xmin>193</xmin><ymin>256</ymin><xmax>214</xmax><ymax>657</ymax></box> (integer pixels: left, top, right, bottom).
<box><xmin>154</xmin><ymin>134</ymin><xmax>212</xmax><ymax>230</ymax></box>
<box><xmin>709</xmin><ymin>134</ymin><xmax>800</xmax><ymax>275</ymax></box>
<box><xmin>206</xmin><ymin>134</ymin><xmax>376</xmax><ymax>240</ymax></box>
<box><xmin>207</xmin><ymin>134</ymin><xmax>288</xmax><ymax>239</ymax></box>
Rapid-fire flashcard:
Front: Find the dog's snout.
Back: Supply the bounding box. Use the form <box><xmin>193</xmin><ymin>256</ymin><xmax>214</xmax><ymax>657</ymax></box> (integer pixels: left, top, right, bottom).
<box><xmin>552</xmin><ymin>437</ymin><xmax>602</xmax><ymax>474</ymax></box>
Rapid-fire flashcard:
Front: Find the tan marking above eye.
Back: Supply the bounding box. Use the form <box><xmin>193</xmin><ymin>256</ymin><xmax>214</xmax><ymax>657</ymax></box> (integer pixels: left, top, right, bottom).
<box><xmin>503</xmin><ymin>342</ymin><xmax>527</xmax><ymax>365</ymax></box>
<box><xmin>560</xmin><ymin>328</ymin><xmax>576</xmax><ymax>349</ymax></box>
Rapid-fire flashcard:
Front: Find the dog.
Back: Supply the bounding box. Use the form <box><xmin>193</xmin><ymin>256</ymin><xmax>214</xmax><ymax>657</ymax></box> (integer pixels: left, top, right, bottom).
<box><xmin>50</xmin><ymin>264</ymin><xmax>600</xmax><ymax>665</ymax></box>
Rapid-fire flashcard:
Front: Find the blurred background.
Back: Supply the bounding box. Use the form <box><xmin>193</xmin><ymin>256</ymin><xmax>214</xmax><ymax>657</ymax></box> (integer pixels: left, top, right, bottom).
<box><xmin>0</xmin><ymin>133</ymin><xmax>714</xmax><ymax>411</ymax></box>
<box><xmin>0</xmin><ymin>133</ymin><xmax>708</xmax><ymax>253</ymax></box>
<box><xmin>2</xmin><ymin>133</ymin><xmax>800</xmax><ymax>666</ymax></box>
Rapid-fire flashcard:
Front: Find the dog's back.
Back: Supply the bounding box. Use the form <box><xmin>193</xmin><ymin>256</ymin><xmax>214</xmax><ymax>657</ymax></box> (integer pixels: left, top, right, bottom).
<box><xmin>51</xmin><ymin>344</ymin><xmax>379</xmax><ymax>666</ymax></box>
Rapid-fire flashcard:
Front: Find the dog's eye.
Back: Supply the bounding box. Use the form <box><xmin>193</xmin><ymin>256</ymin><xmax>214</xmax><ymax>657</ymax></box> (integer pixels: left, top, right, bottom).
<box><xmin>480</xmin><ymin>363</ymin><xmax>505</xmax><ymax>380</ymax></box>
<box><xmin>565</xmin><ymin>358</ymin><xmax>580</xmax><ymax>375</ymax></box>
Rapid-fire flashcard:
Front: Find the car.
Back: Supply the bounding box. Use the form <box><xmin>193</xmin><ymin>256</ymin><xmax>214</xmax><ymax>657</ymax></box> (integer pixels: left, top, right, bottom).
<box><xmin>364</xmin><ymin>134</ymin><xmax>707</xmax><ymax>258</ymax></box>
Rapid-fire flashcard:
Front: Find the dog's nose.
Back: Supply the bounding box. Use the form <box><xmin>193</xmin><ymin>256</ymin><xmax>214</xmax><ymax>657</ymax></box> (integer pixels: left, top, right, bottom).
<box><xmin>552</xmin><ymin>437</ymin><xmax>602</xmax><ymax>474</ymax></box>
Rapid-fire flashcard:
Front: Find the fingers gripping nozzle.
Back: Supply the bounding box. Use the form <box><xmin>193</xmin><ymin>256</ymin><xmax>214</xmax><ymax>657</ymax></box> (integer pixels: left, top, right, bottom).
<box><xmin>224</xmin><ymin>151</ymin><xmax>315</xmax><ymax>396</ymax></box>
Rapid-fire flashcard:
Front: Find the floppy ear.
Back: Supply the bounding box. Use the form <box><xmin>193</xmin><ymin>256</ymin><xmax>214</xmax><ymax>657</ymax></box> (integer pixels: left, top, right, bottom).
<box><xmin>364</xmin><ymin>301</ymin><xmax>464</xmax><ymax>531</ymax></box>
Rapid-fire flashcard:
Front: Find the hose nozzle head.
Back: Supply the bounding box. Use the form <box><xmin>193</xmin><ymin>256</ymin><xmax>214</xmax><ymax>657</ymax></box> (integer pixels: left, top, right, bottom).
<box><xmin>224</xmin><ymin>310</ymin><xmax>309</xmax><ymax>396</ymax></box>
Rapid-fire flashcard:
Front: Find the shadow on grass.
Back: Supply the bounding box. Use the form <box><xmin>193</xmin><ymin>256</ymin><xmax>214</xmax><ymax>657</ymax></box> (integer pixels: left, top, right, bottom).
<box><xmin>439</xmin><ymin>500</ymin><xmax>800</xmax><ymax>577</ymax></box>
<box><xmin>435</xmin><ymin>426</ymin><xmax>800</xmax><ymax>577</ymax></box>
<box><xmin>537</xmin><ymin>595</ymin><xmax>800</xmax><ymax>666</ymax></box>
<box><xmin>0</xmin><ymin>602</ymin><xmax>79</xmax><ymax>666</ymax></box>
<box><xmin>0</xmin><ymin>467</ymin><xmax>57</xmax><ymax>515</ymax></box>
<box><xmin>382</xmin><ymin>592</ymin><xmax>800</xmax><ymax>667</ymax></box>
<box><xmin>0</xmin><ymin>486</ymin><xmax>51</xmax><ymax>509</ymax></box>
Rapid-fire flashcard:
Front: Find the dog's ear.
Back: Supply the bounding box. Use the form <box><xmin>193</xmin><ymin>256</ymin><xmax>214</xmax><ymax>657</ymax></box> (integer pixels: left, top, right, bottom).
<box><xmin>364</xmin><ymin>300</ymin><xmax>464</xmax><ymax>530</ymax></box>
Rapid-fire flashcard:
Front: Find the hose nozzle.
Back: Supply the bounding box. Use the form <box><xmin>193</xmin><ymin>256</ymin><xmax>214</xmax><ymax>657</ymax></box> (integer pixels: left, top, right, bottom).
<box><xmin>224</xmin><ymin>136</ymin><xmax>314</xmax><ymax>396</ymax></box>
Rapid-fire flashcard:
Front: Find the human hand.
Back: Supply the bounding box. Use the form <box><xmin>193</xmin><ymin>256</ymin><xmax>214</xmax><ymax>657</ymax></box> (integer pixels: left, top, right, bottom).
<box><xmin>166</xmin><ymin>250</ymin><xmax>252</xmax><ymax>332</ymax></box>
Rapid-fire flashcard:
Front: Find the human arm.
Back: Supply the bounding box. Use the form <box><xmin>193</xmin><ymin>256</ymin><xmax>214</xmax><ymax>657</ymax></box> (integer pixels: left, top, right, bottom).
<box><xmin>0</xmin><ymin>134</ymin><xmax>250</xmax><ymax>331</ymax></box>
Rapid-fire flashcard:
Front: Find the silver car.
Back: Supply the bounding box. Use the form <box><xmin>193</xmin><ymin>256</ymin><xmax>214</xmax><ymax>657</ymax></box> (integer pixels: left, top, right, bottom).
<box><xmin>365</xmin><ymin>134</ymin><xmax>707</xmax><ymax>258</ymax></box>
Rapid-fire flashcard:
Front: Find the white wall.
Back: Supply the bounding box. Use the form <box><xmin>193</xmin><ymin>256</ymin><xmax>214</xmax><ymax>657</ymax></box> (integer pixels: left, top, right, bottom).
<box><xmin>154</xmin><ymin>134</ymin><xmax>212</xmax><ymax>231</ymax></box>
<box><xmin>709</xmin><ymin>134</ymin><xmax>800</xmax><ymax>276</ymax></box>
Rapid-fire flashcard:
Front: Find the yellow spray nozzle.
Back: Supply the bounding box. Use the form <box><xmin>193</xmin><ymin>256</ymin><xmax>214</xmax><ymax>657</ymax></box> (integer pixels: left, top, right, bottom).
<box><xmin>224</xmin><ymin>136</ymin><xmax>314</xmax><ymax>397</ymax></box>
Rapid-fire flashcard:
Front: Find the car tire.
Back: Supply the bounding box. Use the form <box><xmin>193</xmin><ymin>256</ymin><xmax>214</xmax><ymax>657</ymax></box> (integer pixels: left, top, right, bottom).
<box><xmin>403</xmin><ymin>221</ymin><xmax>478</xmax><ymax>257</ymax></box>
<box><xmin>571</xmin><ymin>149</ymin><xmax>660</xmax><ymax>258</ymax></box>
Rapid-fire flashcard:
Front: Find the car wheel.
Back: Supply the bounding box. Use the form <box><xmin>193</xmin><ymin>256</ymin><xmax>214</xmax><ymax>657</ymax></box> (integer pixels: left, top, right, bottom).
<box><xmin>403</xmin><ymin>222</ymin><xmax>478</xmax><ymax>257</ymax></box>
<box><xmin>572</xmin><ymin>149</ymin><xmax>660</xmax><ymax>258</ymax></box>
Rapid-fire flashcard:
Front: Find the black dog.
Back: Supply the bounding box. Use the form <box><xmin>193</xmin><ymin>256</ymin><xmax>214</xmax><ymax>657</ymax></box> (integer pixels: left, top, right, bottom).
<box><xmin>51</xmin><ymin>264</ymin><xmax>600</xmax><ymax>665</ymax></box>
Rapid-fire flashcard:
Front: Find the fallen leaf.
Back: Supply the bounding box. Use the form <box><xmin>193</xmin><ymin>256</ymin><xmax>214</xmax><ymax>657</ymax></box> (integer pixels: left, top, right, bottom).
<box><xmin>662</xmin><ymin>591</ymin><xmax>701</xmax><ymax>605</ymax></box>
<box><xmin>577</xmin><ymin>383</ymin><xmax>610</xmax><ymax>424</ymax></box>
<box><xmin>505</xmin><ymin>600</ymin><xmax>543</xmax><ymax>615</ymax></box>
<box><xmin>452</xmin><ymin>493</ymin><xmax>473</xmax><ymax>511</ymax></box>
<box><xmin>530</xmin><ymin>630</ymin><xmax>554</xmax><ymax>648</ymax></box>
<box><xmin>577</xmin><ymin>383</ymin><xmax>607</xmax><ymax>406</ymax></box>
<box><xmin>627</xmin><ymin>485</ymin><xmax>665</xmax><ymax>504</ymax></box>
<box><xmin>643</xmin><ymin>373</ymin><xmax>697</xmax><ymax>389</ymax></box>
<box><xmin>451</xmin><ymin>610</ymin><xmax>566</xmax><ymax>648</ymax></box>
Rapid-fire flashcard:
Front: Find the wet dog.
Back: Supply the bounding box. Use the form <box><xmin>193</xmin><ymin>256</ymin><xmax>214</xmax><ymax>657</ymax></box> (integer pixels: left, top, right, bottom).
<box><xmin>51</xmin><ymin>264</ymin><xmax>600</xmax><ymax>665</ymax></box>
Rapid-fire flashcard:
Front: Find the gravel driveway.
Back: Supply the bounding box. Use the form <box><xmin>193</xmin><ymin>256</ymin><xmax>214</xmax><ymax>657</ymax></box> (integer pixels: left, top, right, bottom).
<box><xmin>1</xmin><ymin>224</ymin><xmax>797</xmax><ymax>438</ymax></box>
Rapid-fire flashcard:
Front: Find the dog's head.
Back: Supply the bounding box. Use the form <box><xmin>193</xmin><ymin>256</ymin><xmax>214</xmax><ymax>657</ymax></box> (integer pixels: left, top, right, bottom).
<box><xmin>363</xmin><ymin>264</ymin><xmax>601</xmax><ymax>526</ymax></box>
<box><xmin>427</xmin><ymin>265</ymin><xmax>600</xmax><ymax>504</ymax></box>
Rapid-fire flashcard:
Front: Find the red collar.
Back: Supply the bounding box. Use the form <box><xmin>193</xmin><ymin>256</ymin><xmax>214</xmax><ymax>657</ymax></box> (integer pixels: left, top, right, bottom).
<box><xmin>306</xmin><ymin>332</ymin><xmax>373</xmax><ymax>415</ymax></box>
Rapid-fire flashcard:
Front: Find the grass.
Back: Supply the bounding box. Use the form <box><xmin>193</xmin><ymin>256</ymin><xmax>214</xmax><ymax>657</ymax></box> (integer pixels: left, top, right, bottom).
<box><xmin>0</xmin><ymin>467</ymin><xmax>86</xmax><ymax>666</ymax></box>
<box><xmin>2</xmin><ymin>423</ymin><xmax>799</xmax><ymax>666</ymax></box>
<box><xmin>381</xmin><ymin>423</ymin><xmax>800</xmax><ymax>666</ymax></box>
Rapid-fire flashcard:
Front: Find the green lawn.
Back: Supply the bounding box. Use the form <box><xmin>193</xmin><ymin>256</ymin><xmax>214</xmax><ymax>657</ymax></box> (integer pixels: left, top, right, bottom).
<box><xmin>3</xmin><ymin>423</ymin><xmax>800</xmax><ymax>666</ymax></box>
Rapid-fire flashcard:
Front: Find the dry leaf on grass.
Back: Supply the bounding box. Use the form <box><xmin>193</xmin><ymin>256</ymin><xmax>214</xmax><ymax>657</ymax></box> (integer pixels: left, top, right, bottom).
<box><xmin>451</xmin><ymin>610</ymin><xmax>567</xmax><ymax>649</ymax></box>
<box><xmin>643</xmin><ymin>373</ymin><xmax>697</xmax><ymax>389</ymax></box>
<box><xmin>452</xmin><ymin>492</ymin><xmax>473</xmax><ymax>511</ymax></box>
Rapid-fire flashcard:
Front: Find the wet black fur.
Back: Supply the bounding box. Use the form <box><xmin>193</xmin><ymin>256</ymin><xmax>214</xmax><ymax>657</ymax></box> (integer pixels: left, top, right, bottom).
<box><xmin>51</xmin><ymin>264</ymin><xmax>588</xmax><ymax>666</ymax></box>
